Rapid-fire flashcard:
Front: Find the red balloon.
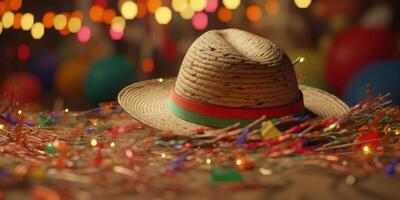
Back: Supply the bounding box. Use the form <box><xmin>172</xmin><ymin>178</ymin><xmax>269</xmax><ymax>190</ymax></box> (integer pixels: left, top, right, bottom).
<box><xmin>1</xmin><ymin>72</ymin><xmax>43</xmax><ymax>104</ymax></box>
<box><xmin>326</xmin><ymin>27</ymin><xmax>397</xmax><ymax>95</ymax></box>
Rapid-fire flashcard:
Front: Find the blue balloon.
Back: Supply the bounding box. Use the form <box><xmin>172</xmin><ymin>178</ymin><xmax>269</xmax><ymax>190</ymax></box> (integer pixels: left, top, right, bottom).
<box><xmin>27</xmin><ymin>51</ymin><xmax>60</xmax><ymax>89</ymax></box>
<box><xmin>344</xmin><ymin>60</ymin><xmax>400</xmax><ymax>106</ymax></box>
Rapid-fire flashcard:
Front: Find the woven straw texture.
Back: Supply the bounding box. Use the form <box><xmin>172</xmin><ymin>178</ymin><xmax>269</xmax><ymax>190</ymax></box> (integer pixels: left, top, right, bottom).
<box><xmin>175</xmin><ymin>29</ymin><xmax>299</xmax><ymax>108</ymax></box>
<box><xmin>118</xmin><ymin>29</ymin><xmax>349</xmax><ymax>135</ymax></box>
<box><xmin>118</xmin><ymin>78</ymin><xmax>349</xmax><ymax>135</ymax></box>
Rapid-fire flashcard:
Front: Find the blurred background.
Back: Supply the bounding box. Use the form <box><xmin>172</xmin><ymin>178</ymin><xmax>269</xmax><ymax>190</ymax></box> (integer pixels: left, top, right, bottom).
<box><xmin>0</xmin><ymin>0</ymin><xmax>399</xmax><ymax>111</ymax></box>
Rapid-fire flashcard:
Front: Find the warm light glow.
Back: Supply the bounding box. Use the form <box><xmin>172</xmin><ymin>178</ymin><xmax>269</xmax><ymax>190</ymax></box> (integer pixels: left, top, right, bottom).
<box><xmin>205</xmin><ymin>0</ymin><xmax>218</xmax><ymax>13</ymax></box>
<box><xmin>21</xmin><ymin>13</ymin><xmax>34</xmax><ymax>31</ymax></box>
<box><xmin>77</xmin><ymin>25</ymin><xmax>91</xmax><ymax>43</ymax></box>
<box><xmin>137</xmin><ymin>1</ymin><xmax>147</xmax><ymax>18</ymax></box>
<box><xmin>217</xmin><ymin>7</ymin><xmax>232</xmax><ymax>23</ymax></box>
<box><xmin>206</xmin><ymin>158</ymin><xmax>211</xmax><ymax>165</ymax></box>
<box><xmin>111</xmin><ymin>16</ymin><xmax>126</xmax><ymax>32</ymax></box>
<box><xmin>265</xmin><ymin>0</ymin><xmax>280</xmax><ymax>16</ymax></box>
<box><xmin>110</xmin><ymin>142</ymin><xmax>115</xmax><ymax>147</ymax></box>
<box><xmin>189</xmin><ymin>0</ymin><xmax>206</xmax><ymax>12</ymax></box>
<box><xmin>0</xmin><ymin>22</ymin><xmax>3</xmax><ymax>35</ymax></box>
<box><xmin>0</xmin><ymin>2</ymin><xmax>5</xmax><ymax>15</ymax></box>
<box><xmin>12</xmin><ymin>12</ymin><xmax>22</xmax><ymax>29</ymax></box>
<box><xmin>0</xmin><ymin>124</ymin><xmax>4</xmax><ymax>129</ymax></box>
<box><xmin>90</xmin><ymin>138</ymin><xmax>98</xmax><ymax>146</ymax></box>
<box><xmin>2</xmin><ymin>11</ymin><xmax>15</xmax><ymax>29</ymax></box>
<box><xmin>71</xmin><ymin>10</ymin><xmax>84</xmax><ymax>20</ymax></box>
<box><xmin>53</xmin><ymin>14</ymin><xmax>67</xmax><ymax>30</ymax></box>
<box><xmin>17</xmin><ymin>110</ymin><xmax>22</xmax><ymax>115</ymax></box>
<box><xmin>222</xmin><ymin>0</ymin><xmax>240</xmax><ymax>10</ymax></box>
<box><xmin>17</xmin><ymin>43</ymin><xmax>29</xmax><ymax>60</ymax></box>
<box><xmin>192</xmin><ymin>12</ymin><xmax>208</xmax><ymax>30</ymax></box>
<box><xmin>157</xmin><ymin>78</ymin><xmax>164</xmax><ymax>82</ymax></box>
<box><xmin>155</xmin><ymin>6</ymin><xmax>172</xmax><ymax>25</ymax></box>
<box><xmin>59</xmin><ymin>26</ymin><xmax>70</xmax><ymax>36</ymax></box>
<box><xmin>89</xmin><ymin>5</ymin><xmax>104</xmax><ymax>22</ymax></box>
<box><xmin>147</xmin><ymin>0</ymin><xmax>162</xmax><ymax>13</ymax></box>
<box><xmin>67</xmin><ymin>17</ymin><xmax>81</xmax><ymax>33</ymax></box>
<box><xmin>64</xmin><ymin>108</ymin><xmax>69</xmax><ymax>112</ymax></box>
<box><xmin>9</xmin><ymin>0</ymin><xmax>22</xmax><ymax>11</ymax></box>
<box><xmin>103</xmin><ymin>9</ymin><xmax>116</xmax><ymax>24</ymax></box>
<box><xmin>363</xmin><ymin>145</ymin><xmax>371</xmax><ymax>155</ymax></box>
<box><xmin>121</xmin><ymin>1</ymin><xmax>138</xmax><ymax>20</ymax></box>
<box><xmin>161</xmin><ymin>153</ymin><xmax>166</xmax><ymax>158</ymax></box>
<box><xmin>235</xmin><ymin>158</ymin><xmax>242</xmax><ymax>166</ymax></box>
<box><xmin>42</xmin><ymin>12</ymin><xmax>55</xmax><ymax>28</ymax></box>
<box><xmin>246</xmin><ymin>5</ymin><xmax>262</xmax><ymax>22</ymax></box>
<box><xmin>180</xmin><ymin>5</ymin><xmax>194</xmax><ymax>20</ymax></box>
<box><xmin>109</xmin><ymin>27</ymin><xmax>124</xmax><ymax>40</ymax></box>
<box><xmin>141</xmin><ymin>58</ymin><xmax>155</xmax><ymax>74</ymax></box>
<box><xmin>294</xmin><ymin>0</ymin><xmax>312</xmax><ymax>9</ymax></box>
<box><xmin>172</xmin><ymin>0</ymin><xmax>187</xmax><ymax>12</ymax></box>
<box><xmin>31</xmin><ymin>22</ymin><xmax>44</xmax><ymax>39</ymax></box>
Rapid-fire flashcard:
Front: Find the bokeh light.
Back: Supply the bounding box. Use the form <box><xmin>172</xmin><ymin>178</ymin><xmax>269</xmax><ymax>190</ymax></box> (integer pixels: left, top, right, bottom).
<box><xmin>17</xmin><ymin>43</ymin><xmax>29</xmax><ymax>60</ymax></box>
<box><xmin>71</xmin><ymin>10</ymin><xmax>84</xmax><ymax>20</ymax></box>
<box><xmin>137</xmin><ymin>1</ymin><xmax>147</xmax><ymax>18</ymax></box>
<box><xmin>103</xmin><ymin>9</ymin><xmax>116</xmax><ymax>24</ymax></box>
<box><xmin>94</xmin><ymin>0</ymin><xmax>108</xmax><ymax>7</ymax></box>
<box><xmin>147</xmin><ymin>0</ymin><xmax>162</xmax><ymax>13</ymax></box>
<box><xmin>0</xmin><ymin>2</ymin><xmax>5</xmax><ymax>15</ymax></box>
<box><xmin>31</xmin><ymin>22</ymin><xmax>44</xmax><ymax>39</ymax></box>
<box><xmin>9</xmin><ymin>0</ymin><xmax>22</xmax><ymax>11</ymax></box>
<box><xmin>111</xmin><ymin>16</ymin><xmax>126</xmax><ymax>32</ymax></box>
<box><xmin>89</xmin><ymin>5</ymin><xmax>104</xmax><ymax>22</ymax></box>
<box><xmin>53</xmin><ymin>14</ymin><xmax>67</xmax><ymax>30</ymax></box>
<box><xmin>246</xmin><ymin>5</ymin><xmax>262</xmax><ymax>22</ymax></box>
<box><xmin>180</xmin><ymin>5</ymin><xmax>194</xmax><ymax>20</ymax></box>
<box><xmin>21</xmin><ymin>13</ymin><xmax>34</xmax><ymax>31</ymax></box>
<box><xmin>121</xmin><ymin>1</ymin><xmax>138</xmax><ymax>20</ymax></box>
<box><xmin>12</xmin><ymin>12</ymin><xmax>22</xmax><ymax>29</ymax></box>
<box><xmin>42</xmin><ymin>12</ymin><xmax>55</xmax><ymax>28</ymax></box>
<box><xmin>77</xmin><ymin>25</ymin><xmax>91</xmax><ymax>43</ymax></box>
<box><xmin>189</xmin><ymin>0</ymin><xmax>206</xmax><ymax>12</ymax></box>
<box><xmin>172</xmin><ymin>0</ymin><xmax>187</xmax><ymax>12</ymax></box>
<box><xmin>109</xmin><ymin>27</ymin><xmax>124</xmax><ymax>40</ymax></box>
<box><xmin>217</xmin><ymin>7</ymin><xmax>232</xmax><ymax>23</ymax></box>
<box><xmin>155</xmin><ymin>6</ymin><xmax>172</xmax><ymax>25</ymax></box>
<box><xmin>2</xmin><ymin>11</ymin><xmax>14</xmax><ymax>29</ymax></box>
<box><xmin>0</xmin><ymin>22</ymin><xmax>3</xmax><ymax>34</ymax></box>
<box><xmin>141</xmin><ymin>58</ymin><xmax>155</xmax><ymax>74</ymax></box>
<box><xmin>222</xmin><ymin>0</ymin><xmax>240</xmax><ymax>10</ymax></box>
<box><xmin>205</xmin><ymin>0</ymin><xmax>218</xmax><ymax>13</ymax></box>
<box><xmin>59</xmin><ymin>26</ymin><xmax>70</xmax><ymax>35</ymax></box>
<box><xmin>294</xmin><ymin>0</ymin><xmax>312</xmax><ymax>9</ymax></box>
<box><xmin>265</xmin><ymin>0</ymin><xmax>280</xmax><ymax>16</ymax></box>
<box><xmin>67</xmin><ymin>17</ymin><xmax>82</xmax><ymax>33</ymax></box>
<box><xmin>192</xmin><ymin>12</ymin><xmax>208</xmax><ymax>30</ymax></box>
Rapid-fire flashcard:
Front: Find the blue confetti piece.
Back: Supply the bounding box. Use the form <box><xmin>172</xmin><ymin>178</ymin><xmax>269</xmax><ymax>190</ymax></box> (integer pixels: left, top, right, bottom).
<box><xmin>235</xmin><ymin>128</ymin><xmax>250</xmax><ymax>147</ymax></box>
<box><xmin>166</xmin><ymin>156</ymin><xmax>187</xmax><ymax>171</ymax></box>
<box><xmin>385</xmin><ymin>158</ymin><xmax>399</xmax><ymax>176</ymax></box>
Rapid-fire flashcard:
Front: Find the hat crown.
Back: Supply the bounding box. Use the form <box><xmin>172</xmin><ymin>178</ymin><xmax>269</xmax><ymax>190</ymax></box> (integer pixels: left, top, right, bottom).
<box><xmin>175</xmin><ymin>29</ymin><xmax>300</xmax><ymax>108</ymax></box>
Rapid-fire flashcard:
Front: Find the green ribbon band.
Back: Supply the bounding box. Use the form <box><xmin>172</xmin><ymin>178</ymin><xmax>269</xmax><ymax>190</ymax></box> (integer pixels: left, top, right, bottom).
<box><xmin>168</xmin><ymin>99</ymin><xmax>254</xmax><ymax>128</ymax></box>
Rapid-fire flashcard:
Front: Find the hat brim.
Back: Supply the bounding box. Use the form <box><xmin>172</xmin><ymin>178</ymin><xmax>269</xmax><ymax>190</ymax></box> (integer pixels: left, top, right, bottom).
<box><xmin>118</xmin><ymin>78</ymin><xmax>349</xmax><ymax>135</ymax></box>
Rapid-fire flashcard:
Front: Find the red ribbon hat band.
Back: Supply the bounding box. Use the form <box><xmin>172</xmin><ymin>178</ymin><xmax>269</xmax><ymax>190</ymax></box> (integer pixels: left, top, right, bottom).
<box><xmin>170</xmin><ymin>89</ymin><xmax>305</xmax><ymax>120</ymax></box>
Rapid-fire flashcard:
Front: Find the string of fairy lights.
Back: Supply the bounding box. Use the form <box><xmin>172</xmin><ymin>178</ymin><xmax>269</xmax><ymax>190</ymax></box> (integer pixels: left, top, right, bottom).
<box><xmin>0</xmin><ymin>0</ymin><xmax>312</xmax><ymax>42</ymax></box>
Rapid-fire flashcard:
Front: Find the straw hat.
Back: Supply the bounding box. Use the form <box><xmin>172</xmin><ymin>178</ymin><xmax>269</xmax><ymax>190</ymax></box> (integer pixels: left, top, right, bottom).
<box><xmin>119</xmin><ymin>29</ymin><xmax>349</xmax><ymax>135</ymax></box>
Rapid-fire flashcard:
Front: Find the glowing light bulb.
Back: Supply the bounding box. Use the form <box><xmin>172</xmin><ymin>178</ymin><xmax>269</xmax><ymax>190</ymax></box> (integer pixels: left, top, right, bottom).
<box><xmin>189</xmin><ymin>0</ymin><xmax>206</xmax><ymax>12</ymax></box>
<box><xmin>110</xmin><ymin>142</ymin><xmax>115</xmax><ymax>147</ymax></box>
<box><xmin>172</xmin><ymin>0</ymin><xmax>187</xmax><ymax>12</ymax></box>
<box><xmin>53</xmin><ymin>14</ymin><xmax>67</xmax><ymax>30</ymax></box>
<box><xmin>31</xmin><ymin>22</ymin><xmax>44</xmax><ymax>39</ymax></box>
<box><xmin>222</xmin><ymin>0</ymin><xmax>240</xmax><ymax>10</ymax></box>
<box><xmin>362</xmin><ymin>145</ymin><xmax>371</xmax><ymax>155</ymax></box>
<box><xmin>157</xmin><ymin>78</ymin><xmax>164</xmax><ymax>82</ymax></box>
<box><xmin>64</xmin><ymin>108</ymin><xmax>69</xmax><ymax>112</ymax></box>
<box><xmin>2</xmin><ymin>11</ymin><xmax>14</xmax><ymax>29</ymax></box>
<box><xmin>180</xmin><ymin>5</ymin><xmax>195</xmax><ymax>20</ymax></box>
<box><xmin>294</xmin><ymin>0</ymin><xmax>312</xmax><ymax>9</ymax></box>
<box><xmin>155</xmin><ymin>6</ymin><xmax>172</xmax><ymax>25</ymax></box>
<box><xmin>90</xmin><ymin>138</ymin><xmax>98</xmax><ymax>146</ymax></box>
<box><xmin>161</xmin><ymin>153</ymin><xmax>166</xmax><ymax>158</ymax></box>
<box><xmin>121</xmin><ymin>1</ymin><xmax>138</xmax><ymax>20</ymax></box>
<box><xmin>67</xmin><ymin>17</ymin><xmax>82</xmax><ymax>33</ymax></box>
<box><xmin>236</xmin><ymin>158</ymin><xmax>242</xmax><ymax>166</ymax></box>
<box><xmin>192</xmin><ymin>12</ymin><xmax>208</xmax><ymax>30</ymax></box>
<box><xmin>77</xmin><ymin>25</ymin><xmax>91</xmax><ymax>43</ymax></box>
<box><xmin>21</xmin><ymin>13</ymin><xmax>34</xmax><ymax>31</ymax></box>
<box><xmin>111</xmin><ymin>16</ymin><xmax>126</xmax><ymax>32</ymax></box>
<box><xmin>206</xmin><ymin>158</ymin><xmax>211</xmax><ymax>165</ymax></box>
<box><xmin>0</xmin><ymin>124</ymin><xmax>4</xmax><ymax>129</ymax></box>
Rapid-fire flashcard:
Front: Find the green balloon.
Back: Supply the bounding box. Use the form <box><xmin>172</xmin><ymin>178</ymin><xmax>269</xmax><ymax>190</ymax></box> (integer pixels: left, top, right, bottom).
<box><xmin>84</xmin><ymin>55</ymin><xmax>135</xmax><ymax>105</ymax></box>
